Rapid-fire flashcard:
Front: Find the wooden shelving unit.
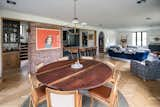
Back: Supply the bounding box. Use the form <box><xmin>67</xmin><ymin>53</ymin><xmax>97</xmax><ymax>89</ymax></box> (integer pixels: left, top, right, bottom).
<box><xmin>2</xmin><ymin>19</ymin><xmax>20</xmax><ymax>70</ymax></box>
<box><xmin>20</xmin><ymin>43</ymin><xmax>28</xmax><ymax>60</ymax></box>
<box><xmin>3</xmin><ymin>19</ymin><xmax>20</xmax><ymax>52</ymax></box>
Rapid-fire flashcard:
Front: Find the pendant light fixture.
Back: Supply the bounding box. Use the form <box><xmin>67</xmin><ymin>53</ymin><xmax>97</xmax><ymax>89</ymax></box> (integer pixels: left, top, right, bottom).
<box><xmin>72</xmin><ymin>0</ymin><xmax>79</xmax><ymax>24</ymax></box>
<box><xmin>70</xmin><ymin>0</ymin><xmax>87</xmax><ymax>34</ymax></box>
<box><xmin>72</xmin><ymin>0</ymin><xmax>79</xmax><ymax>34</ymax></box>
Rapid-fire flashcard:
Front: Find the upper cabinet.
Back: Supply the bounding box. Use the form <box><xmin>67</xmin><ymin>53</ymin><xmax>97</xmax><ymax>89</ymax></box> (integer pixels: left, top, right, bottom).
<box><xmin>3</xmin><ymin>19</ymin><xmax>20</xmax><ymax>52</ymax></box>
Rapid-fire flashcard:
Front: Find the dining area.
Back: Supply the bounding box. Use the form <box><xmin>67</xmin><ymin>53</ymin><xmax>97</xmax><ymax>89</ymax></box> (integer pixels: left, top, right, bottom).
<box><xmin>63</xmin><ymin>47</ymin><xmax>97</xmax><ymax>59</ymax></box>
<box><xmin>27</xmin><ymin>56</ymin><xmax>128</xmax><ymax>107</ymax></box>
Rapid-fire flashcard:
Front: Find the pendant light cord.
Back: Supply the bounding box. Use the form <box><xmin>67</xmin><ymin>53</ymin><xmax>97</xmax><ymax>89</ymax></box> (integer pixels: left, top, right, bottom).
<box><xmin>74</xmin><ymin>0</ymin><xmax>77</xmax><ymax>19</ymax></box>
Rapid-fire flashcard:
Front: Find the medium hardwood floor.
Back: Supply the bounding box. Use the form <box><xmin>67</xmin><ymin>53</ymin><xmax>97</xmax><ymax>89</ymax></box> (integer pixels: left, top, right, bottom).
<box><xmin>0</xmin><ymin>56</ymin><xmax>160</xmax><ymax>107</ymax></box>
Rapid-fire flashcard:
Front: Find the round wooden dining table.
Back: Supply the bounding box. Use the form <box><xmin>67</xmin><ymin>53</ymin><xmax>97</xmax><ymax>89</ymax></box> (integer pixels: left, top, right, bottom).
<box><xmin>36</xmin><ymin>59</ymin><xmax>112</xmax><ymax>91</ymax></box>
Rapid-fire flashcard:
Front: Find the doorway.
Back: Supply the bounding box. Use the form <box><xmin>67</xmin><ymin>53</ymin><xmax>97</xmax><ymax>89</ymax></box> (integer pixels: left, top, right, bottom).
<box><xmin>99</xmin><ymin>32</ymin><xmax>104</xmax><ymax>53</ymax></box>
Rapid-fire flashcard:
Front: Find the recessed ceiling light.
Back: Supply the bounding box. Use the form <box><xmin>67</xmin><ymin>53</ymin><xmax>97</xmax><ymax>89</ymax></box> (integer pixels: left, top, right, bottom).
<box><xmin>99</xmin><ymin>24</ymin><xmax>103</xmax><ymax>27</ymax></box>
<box><xmin>137</xmin><ymin>0</ymin><xmax>146</xmax><ymax>4</ymax></box>
<box><xmin>145</xmin><ymin>17</ymin><xmax>152</xmax><ymax>20</ymax></box>
<box><xmin>81</xmin><ymin>22</ymin><xmax>87</xmax><ymax>26</ymax></box>
<box><xmin>6</xmin><ymin>0</ymin><xmax>16</xmax><ymax>5</ymax></box>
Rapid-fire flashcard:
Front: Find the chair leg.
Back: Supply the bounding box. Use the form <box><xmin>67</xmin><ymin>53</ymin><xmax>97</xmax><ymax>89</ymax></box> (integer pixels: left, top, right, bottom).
<box><xmin>111</xmin><ymin>95</ymin><xmax>118</xmax><ymax>107</ymax></box>
<box><xmin>32</xmin><ymin>102</ymin><xmax>38</xmax><ymax>107</ymax></box>
<box><xmin>90</xmin><ymin>97</ymin><xmax>94</xmax><ymax>107</ymax></box>
<box><xmin>115</xmin><ymin>96</ymin><xmax>119</xmax><ymax>107</ymax></box>
<box><xmin>29</xmin><ymin>97</ymin><xmax>32</xmax><ymax>107</ymax></box>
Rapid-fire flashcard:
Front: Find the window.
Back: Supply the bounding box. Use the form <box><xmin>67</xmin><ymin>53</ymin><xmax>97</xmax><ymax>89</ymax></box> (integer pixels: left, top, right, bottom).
<box><xmin>132</xmin><ymin>33</ymin><xmax>136</xmax><ymax>46</ymax></box>
<box><xmin>142</xmin><ymin>32</ymin><xmax>147</xmax><ymax>46</ymax></box>
<box><xmin>20</xmin><ymin>25</ymin><xmax>23</xmax><ymax>36</ymax></box>
<box><xmin>132</xmin><ymin>32</ymin><xmax>147</xmax><ymax>47</ymax></box>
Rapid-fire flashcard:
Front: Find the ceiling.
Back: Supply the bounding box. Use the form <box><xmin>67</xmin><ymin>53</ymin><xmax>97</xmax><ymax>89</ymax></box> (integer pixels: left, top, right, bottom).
<box><xmin>0</xmin><ymin>0</ymin><xmax>160</xmax><ymax>29</ymax></box>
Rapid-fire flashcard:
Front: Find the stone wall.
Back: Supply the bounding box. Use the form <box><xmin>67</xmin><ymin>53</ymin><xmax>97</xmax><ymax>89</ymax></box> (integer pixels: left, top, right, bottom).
<box><xmin>28</xmin><ymin>22</ymin><xmax>63</xmax><ymax>72</ymax></box>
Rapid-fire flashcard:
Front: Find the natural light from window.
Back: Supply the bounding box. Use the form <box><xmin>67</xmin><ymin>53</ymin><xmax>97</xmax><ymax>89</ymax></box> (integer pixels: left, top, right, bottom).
<box><xmin>137</xmin><ymin>32</ymin><xmax>141</xmax><ymax>46</ymax></box>
<box><xmin>132</xmin><ymin>33</ymin><xmax>136</xmax><ymax>46</ymax></box>
<box><xmin>142</xmin><ymin>32</ymin><xmax>147</xmax><ymax>46</ymax></box>
<box><xmin>132</xmin><ymin>32</ymin><xmax>147</xmax><ymax>47</ymax></box>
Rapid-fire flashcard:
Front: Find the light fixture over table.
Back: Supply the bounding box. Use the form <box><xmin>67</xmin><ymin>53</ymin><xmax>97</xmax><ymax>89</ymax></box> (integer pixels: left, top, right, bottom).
<box><xmin>72</xmin><ymin>0</ymin><xmax>79</xmax><ymax>34</ymax></box>
<box><xmin>72</xmin><ymin>0</ymin><xmax>79</xmax><ymax>24</ymax></box>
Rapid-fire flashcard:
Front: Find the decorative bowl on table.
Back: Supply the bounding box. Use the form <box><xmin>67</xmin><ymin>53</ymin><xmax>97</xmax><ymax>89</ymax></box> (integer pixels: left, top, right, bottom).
<box><xmin>71</xmin><ymin>60</ymin><xmax>83</xmax><ymax>69</ymax></box>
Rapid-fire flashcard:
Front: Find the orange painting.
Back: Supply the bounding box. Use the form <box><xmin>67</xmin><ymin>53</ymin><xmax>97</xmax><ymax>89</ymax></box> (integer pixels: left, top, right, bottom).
<box><xmin>36</xmin><ymin>28</ymin><xmax>61</xmax><ymax>50</ymax></box>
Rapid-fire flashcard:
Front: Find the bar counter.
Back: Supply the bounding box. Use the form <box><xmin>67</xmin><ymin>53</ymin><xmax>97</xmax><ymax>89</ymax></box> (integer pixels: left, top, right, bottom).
<box><xmin>64</xmin><ymin>46</ymin><xmax>97</xmax><ymax>56</ymax></box>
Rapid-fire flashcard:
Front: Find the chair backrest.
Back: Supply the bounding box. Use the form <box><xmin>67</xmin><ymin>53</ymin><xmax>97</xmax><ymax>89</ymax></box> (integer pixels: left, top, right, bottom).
<box><xmin>105</xmin><ymin>61</ymin><xmax>115</xmax><ymax>71</ymax></box>
<box><xmin>28</xmin><ymin>71</ymin><xmax>41</xmax><ymax>88</ymax></box>
<box><xmin>105</xmin><ymin>61</ymin><xmax>120</xmax><ymax>81</ymax></box>
<box><xmin>81</xmin><ymin>56</ymin><xmax>93</xmax><ymax>60</ymax></box>
<box><xmin>28</xmin><ymin>72</ymin><xmax>35</xmax><ymax>89</ymax></box>
<box><xmin>79</xmin><ymin>48</ymin><xmax>86</xmax><ymax>52</ymax></box>
<box><xmin>35</xmin><ymin>63</ymin><xmax>44</xmax><ymax>72</ymax></box>
<box><xmin>58</xmin><ymin>56</ymin><xmax>69</xmax><ymax>61</ymax></box>
<box><xmin>70</xmin><ymin>48</ymin><xmax>79</xmax><ymax>54</ymax></box>
<box><xmin>109</xmin><ymin>70</ymin><xmax>121</xmax><ymax>107</ymax></box>
<box><xmin>46</xmin><ymin>88</ymin><xmax>80</xmax><ymax>107</ymax></box>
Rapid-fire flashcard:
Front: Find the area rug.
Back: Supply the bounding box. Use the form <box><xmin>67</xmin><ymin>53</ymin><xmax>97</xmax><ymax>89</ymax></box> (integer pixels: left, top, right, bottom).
<box><xmin>21</xmin><ymin>92</ymin><xmax>128</xmax><ymax>107</ymax></box>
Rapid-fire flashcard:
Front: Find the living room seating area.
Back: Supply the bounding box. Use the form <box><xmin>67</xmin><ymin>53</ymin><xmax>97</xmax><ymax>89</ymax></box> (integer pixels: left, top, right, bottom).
<box><xmin>107</xmin><ymin>46</ymin><xmax>150</xmax><ymax>61</ymax></box>
<box><xmin>130</xmin><ymin>59</ymin><xmax>160</xmax><ymax>80</ymax></box>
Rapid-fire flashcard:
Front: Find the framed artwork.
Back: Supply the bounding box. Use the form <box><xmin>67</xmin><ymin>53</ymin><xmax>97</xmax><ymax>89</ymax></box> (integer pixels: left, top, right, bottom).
<box><xmin>88</xmin><ymin>32</ymin><xmax>94</xmax><ymax>40</ymax></box>
<box><xmin>36</xmin><ymin>28</ymin><xmax>61</xmax><ymax>50</ymax></box>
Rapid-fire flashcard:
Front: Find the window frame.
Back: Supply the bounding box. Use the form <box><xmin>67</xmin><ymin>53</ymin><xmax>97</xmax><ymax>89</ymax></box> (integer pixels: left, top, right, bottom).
<box><xmin>132</xmin><ymin>32</ymin><xmax>147</xmax><ymax>47</ymax></box>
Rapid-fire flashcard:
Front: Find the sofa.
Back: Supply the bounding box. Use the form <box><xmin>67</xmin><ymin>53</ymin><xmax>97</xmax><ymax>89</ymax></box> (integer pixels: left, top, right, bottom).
<box><xmin>148</xmin><ymin>43</ymin><xmax>160</xmax><ymax>52</ymax></box>
<box><xmin>107</xmin><ymin>46</ymin><xmax>149</xmax><ymax>61</ymax></box>
<box><xmin>130</xmin><ymin>59</ymin><xmax>160</xmax><ymax>80</ymax></box>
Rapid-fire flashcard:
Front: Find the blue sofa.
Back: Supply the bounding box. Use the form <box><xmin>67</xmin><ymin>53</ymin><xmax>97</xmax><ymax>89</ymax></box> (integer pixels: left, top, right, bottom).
<box><xmin>130</xmin><ymin>60</ymin><xmax>160</xmax><ymax>80</ymax></box>
<box><xmin>108</xmin><ymin>47</ymin><xmax>149</xmax><ymax>61</ymax></box>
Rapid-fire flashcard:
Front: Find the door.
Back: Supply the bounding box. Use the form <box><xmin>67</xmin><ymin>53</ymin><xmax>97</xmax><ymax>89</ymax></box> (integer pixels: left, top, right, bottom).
<box><xmin>99</xmin><ymin>32</ymin><xmax>104</xmax><ymax>53</ymax></box>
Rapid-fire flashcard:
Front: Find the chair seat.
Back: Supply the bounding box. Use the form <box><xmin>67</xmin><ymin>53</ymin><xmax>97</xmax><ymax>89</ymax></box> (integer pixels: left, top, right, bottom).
<box><xmin>35</xmin><ymin>85</ymin><xmax>46</xmax><ymax>100</ymax></box>
<box><xmin>89</xmin><ymin>86</ymin><xmax>112</xmax><ymax>102</ymax></box>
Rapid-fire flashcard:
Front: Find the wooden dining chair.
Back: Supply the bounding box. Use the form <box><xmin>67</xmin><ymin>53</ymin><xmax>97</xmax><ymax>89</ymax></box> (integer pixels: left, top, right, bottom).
<box><xmin>58</xmin><ymin>56</ymin><xmax>69</xmax><ymax>61</ymax></box>
<box><xmin>89</xmin><ymin>70</ymin><xmax>121</xmax><ymax>107</ymax></box>
<box><xmin>36</xmin><ymin>63</ymin><xmax>44</xmax><ymax>71</ymax></box>
<box><xmin>35</xmin><ymin>63</ymin><xmax>44</xmax><ymax>86</ymax></box>
<box><xmin>46</xmin><ymin>87</ymin><xmax>82</xmax><ymax>107</ymax></box>
<box><xmin>81</xmin><ymin>56</ymin><xmax>94</xmax><ymax>60</ymax></box>
<box><xmin>28</xmin><ymin>72</ymin><xmax>46</xmax><ymax>107</ymax></box>
<box><xmin>104</xmin><ymin>61</ymin><xmax>120</xmax><ymax>83</ymax></box>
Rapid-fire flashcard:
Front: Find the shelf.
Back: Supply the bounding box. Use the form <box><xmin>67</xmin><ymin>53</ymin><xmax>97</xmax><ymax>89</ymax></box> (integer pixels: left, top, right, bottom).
<box><xmin>20</xmin><ymin>53</ymin><xmax>28</xmax><ymax>56</ymax></box>
<box><xmin>3</xmin><ymin>19</ymin><xmax>20</xmax><ymax>53</ymax></box>
<box><xmin>19</xmin><ymin>43</ymin><xmax>28</xmax><ymax>60</ymax></box>
<box><xmin>20</xmin><ymin>47</ymin><xmax>27</xmax><ymax>49</ymax></box>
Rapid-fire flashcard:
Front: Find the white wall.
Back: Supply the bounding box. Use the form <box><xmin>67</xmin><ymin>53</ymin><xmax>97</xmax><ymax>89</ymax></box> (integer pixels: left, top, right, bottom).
<box><xmin>96</xmin><ymin>29</ymin><xmax>119</xmax><ymax>53</ymax></box>
<box><xmin>147</xmin><ymin>29</ymin><xmax>160</xmax><ymax>44</ymax></box>
<box><xmin>20</xmin><ymin>21</ymin><xmax>29</xmax><ymax>43</ymax></box>
<box><xmin>79</xmin><ymin>30</ymin><xmax>95</xmax><ymax>47</ymax></box>
<box><xmin>117</xmin><ymin>31</ymin><xmax>133</xmax><ymax>46</ymax></box>
<box><xmin>117</xmin><ymin>28</ymin><xmax>160</xmax><ymax>47</ymax></box>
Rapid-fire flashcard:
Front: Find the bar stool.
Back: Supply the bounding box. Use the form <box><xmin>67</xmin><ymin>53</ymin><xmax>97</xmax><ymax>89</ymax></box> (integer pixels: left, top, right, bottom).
<box><xmin>92</xmin><ymin>47</ymin><xmax>97</xmax><ymax>56</ymax></box>
<box><xmin>79</xmin><ymin>47</ymin><xmax>86</xmax><ymax>56</ymax></box>
<box><xmin>70</xmin><ymin>48</ymin><xmax>79</xmax><ymax>59</ymax></box>
<box><xmin>86</xmin><ymin>47</ymin><xmax>92</xmax><ymax>56</ymax></box>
